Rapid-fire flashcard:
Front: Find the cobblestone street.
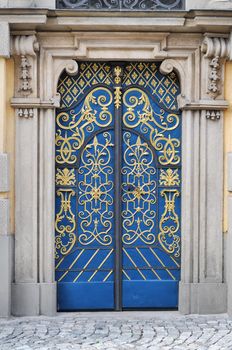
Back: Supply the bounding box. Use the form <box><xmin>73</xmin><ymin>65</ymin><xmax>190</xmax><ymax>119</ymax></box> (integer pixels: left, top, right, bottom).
<box><xmin>0</xmin><ymin>312</ymin><xmax>232</xmax><ymax>350</ymax></box>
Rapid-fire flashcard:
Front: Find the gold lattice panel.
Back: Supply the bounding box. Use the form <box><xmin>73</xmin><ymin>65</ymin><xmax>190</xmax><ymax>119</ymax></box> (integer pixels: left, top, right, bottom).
<box><xmin>123</xmin><ymin>62</ymin><xmax>179</xmax><ymax>110</ymax></box>
<box><xmin>58</xmin><ymin>62</ymin><xmax>113</xmax><ymax>108</ymax></box>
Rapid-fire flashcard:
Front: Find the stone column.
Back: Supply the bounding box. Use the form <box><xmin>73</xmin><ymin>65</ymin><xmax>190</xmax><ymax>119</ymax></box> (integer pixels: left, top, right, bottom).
<box><xmin>11</xmin><ymin>34</ymin><xmax>61</xmax><ymax>315</ymax></box>
<box><xmin>0</xmin><ymin>22</ymin><xmax>13</xmax><ymax>317</ymax></box>
<box><xmin>179</xmin><ymin>35</ymin><xmax>230</xmax><ymax>314</ymax></box>
<box><xmin>11</xmin><ymin>34</ymin><xmax>40</xmax><ymax>316</ymax></box>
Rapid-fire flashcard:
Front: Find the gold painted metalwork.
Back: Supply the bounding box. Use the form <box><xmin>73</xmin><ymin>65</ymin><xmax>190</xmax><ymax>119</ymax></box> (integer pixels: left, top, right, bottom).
<box><xmin>56</xmin><ymin>87</ymin><xmax>113</xmax><ymax>164</ymax></box>
<box><xmin>123</xmin><ymin>62</ymin><xmax>179</xmax><ymax>110</ymax></box>
<box><xmin>88</xmin><ymin>249</ymin><xmax>114</xmax><ymax>282</ymax></box>
<box><xmin>58</xmin><ymin>62</ymin><xmax>113</xmax><ymax>108</ymax></box>
<box><xmin>56</xmin><ymin>168</ymin><xmax>76</xmax><ymax>186</ymax></box>
<box><xmin>114</xmin><ymin>66</ymin><xmax>122</xmax><ymax>109</ymax></box>
<box><xmin>78</xmin><ymin>132</ymin><xmax>114</xmax><ymax>245</ymax></box>
<box><xmin>114</xmin><ymin>65</ymin><xmax>122</xmax><ymax>84</ymax></box>
<box><xmin>158</xmin><ymin>189</ymin><xmax>180</xmax><ymax>258</ymax></box>
<box><xmin>122</xmin><ymin>132</ymin><xmax>156</xmax><ymax>245</ymax></box>
<box><xmin>159</xmin><ymin>168</ymin><xmax>180</xmax><ymax>186</ymax></box>
<box><xmin>114</xmin><ymin>87</ymin><xmax>122</xmax><ymax>109</ymax></box>
<box><xmin>55</xmin><ymin>189</ymin><xmax>76</xmax><ymax>259</ymax></box>
<box><xmin>123</xmin><ymin>88</ymin><xmax>180</xmax><ymax>165</ymax></box>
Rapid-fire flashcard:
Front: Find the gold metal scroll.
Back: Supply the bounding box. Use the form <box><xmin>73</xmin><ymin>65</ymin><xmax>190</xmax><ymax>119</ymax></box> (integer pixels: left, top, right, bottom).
<box><xmin>123</xmin><ymin>88</ymin><xmax>180</xmax><ymax>166</ymax></box>
<box><xmin>158</xmin><ymin>189</ymin><xmax>180</xmax><ymax>258</ymax></box>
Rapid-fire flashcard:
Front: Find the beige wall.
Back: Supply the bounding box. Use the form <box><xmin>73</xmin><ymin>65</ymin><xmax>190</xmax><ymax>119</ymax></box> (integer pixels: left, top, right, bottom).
<box><xmin>0</xmin><ymin>58</ymin><xmax>15</xmax><ymax>234</ymax></box>
<box><xmin>224</xmin><ymin>61</ymin><xmax>232</xmax><ymax>233</ymax></box>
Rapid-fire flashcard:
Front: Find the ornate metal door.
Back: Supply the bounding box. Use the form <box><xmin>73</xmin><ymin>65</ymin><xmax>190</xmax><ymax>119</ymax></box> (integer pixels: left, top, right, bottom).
<box><xmin>55</xmin><ymin>62</ymin><xmax>181</xmax><ymax>310</ymax></box>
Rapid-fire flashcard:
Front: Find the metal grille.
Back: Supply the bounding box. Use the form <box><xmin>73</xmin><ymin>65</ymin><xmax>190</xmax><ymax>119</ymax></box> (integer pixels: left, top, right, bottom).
<box><xmin>56</xmin><ymin>0</ymin><xmax>184</xmax><ymax>11</ymax></box>
<box><xmin>55</xmin><ymin>61</ymin><xmax>181</xmax><ymax>310</ymax></box>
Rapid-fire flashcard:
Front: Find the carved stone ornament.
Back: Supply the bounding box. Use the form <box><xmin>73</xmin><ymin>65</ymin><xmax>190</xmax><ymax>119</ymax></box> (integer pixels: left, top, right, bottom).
<box><xmin>201</xmin><ymin>36</ymin><xmax>230</xmax><ymax>99</ymax></box>
<box><xmin>17</xmin><ymin>108</ymin><xmax>34</xmax><ymax>119</ymax></box>
<box><xmin>12</xmin><ymin>35</ymin><xmax>39</xmax><ymax>95</ymax></box>
<box><xmin>206</xmin><ymin>110</ymin><xmax>221</xmax><ymax>120</ymax></box>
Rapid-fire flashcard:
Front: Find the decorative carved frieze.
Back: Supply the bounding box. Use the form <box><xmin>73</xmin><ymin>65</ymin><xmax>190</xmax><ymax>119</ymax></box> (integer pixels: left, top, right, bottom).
<box><xmin>12</xmin><ymin>35</ymin><xmax>39</xmax><ymax>96</ymax></box>
<box><xmin>201</xmin><ymin>35</ymin><xmax>230</xmax><ymax>99</ymax></box>
<box><xmin>17</xmin><ymin>108</ymin><xmax>34</xmax><ymax>118</ymax></box>
<box><xmin>19</xmin><ymin>55</ymin><xmax>32</xmax><ymax>93</ymax></box>
<box><xmin>206</xmin><ymin>110</ymin><xmax>221</xmax><ymax>120</ymax></box>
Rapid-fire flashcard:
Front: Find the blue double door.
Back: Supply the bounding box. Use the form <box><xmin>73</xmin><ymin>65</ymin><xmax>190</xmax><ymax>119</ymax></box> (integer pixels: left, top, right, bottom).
<box><xmin>55</xmin><ymin>62</ymin><xmax>181</xmax><ymax>310</ymax></box>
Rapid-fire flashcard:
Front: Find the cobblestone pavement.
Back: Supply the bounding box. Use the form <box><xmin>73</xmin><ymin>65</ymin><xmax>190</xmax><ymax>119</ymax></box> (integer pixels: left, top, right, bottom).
<box><xmin>1</xmin><ymin>312</ymin><xmax>232</xmax><ymax>350</ymax></box>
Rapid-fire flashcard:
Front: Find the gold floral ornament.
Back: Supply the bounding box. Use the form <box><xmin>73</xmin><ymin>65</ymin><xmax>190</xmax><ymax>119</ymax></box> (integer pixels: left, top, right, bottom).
<box><xmin>114</xmin><ymin>87</ymin><xmax>122</xmax><ymax>109</ymax></box>
<box><xmin>78</xmin><ymin>132</ymin><xmax>114</xmax><ymax>246</ymax></box>
<box><xmin>121</xmin><ymin>132</ymin><xmax>157</xmax><ymax>245</ymax></box>
<box><xmin>114</xmin><ymin>66</ymin><xmax>122</xmax><ymax>109</ymax></box>
<box><xmin>159</xmin><ymin>168</ymin><xmax>180</xmax><ymax>186</ymax></box>
<box><xmin>158</xmin><ymin>189</ymin><xmax>180</xmax><ymax>258</ymax></box>
<box><xmin>55</xmin><ymin>189</ymin><xmax>76</xmax><ymax>259</ymax></box>
<box><xmin>56</xmin><ymin>168</ymin><xmax>76</xmax><ymax>186</ymax></box>
<box><xmin>56</xmin><ymin>87</ymin><xmax>113</xmax><ymax>165</ymax></box>
<box><xmin>123</xmin><ymin>88</ymin><xmax>180</xmax><ymax>166</ymax></box>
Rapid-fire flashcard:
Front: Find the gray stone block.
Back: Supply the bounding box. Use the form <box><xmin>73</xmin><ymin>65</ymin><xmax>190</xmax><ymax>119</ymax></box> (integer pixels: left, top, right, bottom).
<box><xmin>2</xmin><ymin>0</ymin><xmax>56</xmax><ymax>8</ymax></box>
<box><xmin>0</xmin><ymin>153</ymin><xmax>9</xmax><ymax>192</ymax></box>
<box><xmin>0</xmin><ymin>199</ymin><xmax>9</xmax><ymax>236</ymax></box>
<box><xmin>0</xmin><ymin>235</ymin><xmax>13</xmax><ymax>317</ymax></box>
<box><xmin>12</xmin><ymin>283</ymin><xmax>40</xmax><ymax>316</ymax></box>
<box><xmin>40</xmin><ymin>283</ymin><xmax>57</xmax><ymax>316</ymax></box>
<box><xmin>179</xmin><ymin>282</ymin><xmax>227</xmax><ymax>314</ymax></box>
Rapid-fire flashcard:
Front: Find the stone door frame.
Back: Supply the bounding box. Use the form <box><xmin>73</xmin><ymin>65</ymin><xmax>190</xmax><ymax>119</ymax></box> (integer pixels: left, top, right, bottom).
<box><xmin>11</xmin><ymin>31</ymin><xmax>229</xmax><ymax>315</ymax></box>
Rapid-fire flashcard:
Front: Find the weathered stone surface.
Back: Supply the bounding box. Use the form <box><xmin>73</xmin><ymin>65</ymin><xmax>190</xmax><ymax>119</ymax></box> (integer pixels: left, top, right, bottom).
<box><xmin>1</xmin><ymin>312</ymin><xmax>232</xmax><ymax>349</ymax></box>
<box><xmin>0</xmin><ymin>0</ymin><xmax>55</xmax><ymax>8</ymax></box>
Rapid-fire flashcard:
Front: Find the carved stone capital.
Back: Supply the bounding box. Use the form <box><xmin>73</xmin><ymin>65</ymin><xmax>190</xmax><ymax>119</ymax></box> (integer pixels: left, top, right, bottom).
<box><xmin>13</xmin><ymin>94</ymin><xmax>61</xmax><ymax>119</ymax></box>
<box><xmin>201</xmin><ymin>36</ymin><xmax>230</xmax><ymax>59</ymax></box>
<box><xmin>12</xmin><ymin>35</ymin><xmax>39</xmax><ymax>57</ymax></box>
<box><xmin>178</xmin><ymin>95</ymin><xmax>227</xmax><ymax>121</ymax></box>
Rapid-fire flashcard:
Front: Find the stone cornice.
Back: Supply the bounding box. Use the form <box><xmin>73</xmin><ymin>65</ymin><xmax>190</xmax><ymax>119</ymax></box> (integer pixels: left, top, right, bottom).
<box><xmin>1</xmin><ymin>10</ymin><xmax>232</xmax><ymax>33</ymax></box>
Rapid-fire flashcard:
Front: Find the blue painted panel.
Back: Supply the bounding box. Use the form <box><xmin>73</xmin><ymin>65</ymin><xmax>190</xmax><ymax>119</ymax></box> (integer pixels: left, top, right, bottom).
<box><xmin>122</xmin><ymin>281</ymin><xmax>179</xmax><ymax>308</ymax></box>
<box><xmin>58</xmin><ymin>282</ymin><xmax>114</xmax><ymax>310</ymax></box>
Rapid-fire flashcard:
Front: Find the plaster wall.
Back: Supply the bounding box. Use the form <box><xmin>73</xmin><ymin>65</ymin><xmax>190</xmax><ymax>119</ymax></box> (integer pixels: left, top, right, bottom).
<box><xmin>0</xmin><ymin>57</ymin><xmax>14</xmax><ymax>317</ymax></box>
<box><xmin>224</xmin><ymin>61</ymin><xmax>232</xmax><ymax>234</ymax></box>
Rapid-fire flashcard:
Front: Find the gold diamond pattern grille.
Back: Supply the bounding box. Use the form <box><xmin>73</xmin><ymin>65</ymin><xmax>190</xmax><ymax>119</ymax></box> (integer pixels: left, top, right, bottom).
<box><xmin>58</xmin><ymin>62</ymin><xmax>113</xmax><ymax>108</ymax></box>
<box><xmin>123</xmin><ymin>62</ymin><xmax>179</xmax><ymax>110</ymax></box>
